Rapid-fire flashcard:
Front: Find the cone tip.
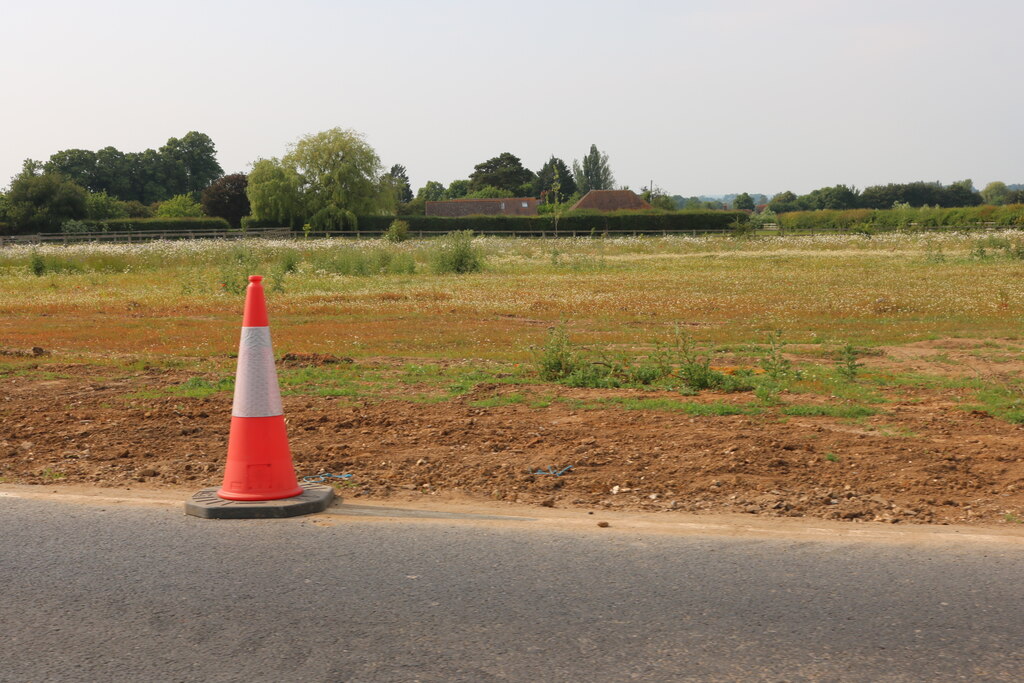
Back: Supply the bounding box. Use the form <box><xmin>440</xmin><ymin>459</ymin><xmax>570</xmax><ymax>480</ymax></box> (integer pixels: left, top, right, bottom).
<box><xmin>249</xmin><ymin>275</ymin><xmax>263</xmax><ymax>284</ymax></box>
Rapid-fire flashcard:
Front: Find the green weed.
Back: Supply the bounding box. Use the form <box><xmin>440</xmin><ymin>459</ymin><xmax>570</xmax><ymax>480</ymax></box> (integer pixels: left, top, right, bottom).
<box><xmin>836</xmin><ymin>342</ymin><xmax>863</xmax><ymax>382</ymax></box>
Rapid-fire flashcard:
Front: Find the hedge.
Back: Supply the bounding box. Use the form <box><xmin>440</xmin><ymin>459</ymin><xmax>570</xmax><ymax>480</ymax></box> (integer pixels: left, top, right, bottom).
<box><xmin>779</xmin><ymin>204</ymin><xmax>1024</xmax><ymax>231</ymax></box>
<box><xmin>353</xmin><ymin>210</ymin><xmax>747</xmax><ymax>235</ymax></box>
<box><xmin>90</xmin><ymin>217</ymin><xmax>231</xmax><ymax>232</ymax></box>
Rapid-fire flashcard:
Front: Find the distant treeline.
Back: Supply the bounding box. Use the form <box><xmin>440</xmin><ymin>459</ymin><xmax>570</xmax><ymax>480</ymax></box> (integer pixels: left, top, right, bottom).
<box><xmin>764</xmin><ymin>180</ymin><xmax>1023</xmax><ymax>213</ymax></box>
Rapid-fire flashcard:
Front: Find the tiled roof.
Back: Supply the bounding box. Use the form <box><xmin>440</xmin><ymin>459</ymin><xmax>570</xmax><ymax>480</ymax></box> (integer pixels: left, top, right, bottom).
<box><xmin>570</xmin><ymin>190</ymin><xmax>653</xmax><ymax>212</ymax></box>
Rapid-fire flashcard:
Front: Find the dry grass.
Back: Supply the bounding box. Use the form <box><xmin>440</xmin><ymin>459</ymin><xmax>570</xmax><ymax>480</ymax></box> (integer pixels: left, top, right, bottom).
<box><xmin>1</xmin><ymin>232</ymin><xmax>1023</xmax><ymax>362</ymax></box>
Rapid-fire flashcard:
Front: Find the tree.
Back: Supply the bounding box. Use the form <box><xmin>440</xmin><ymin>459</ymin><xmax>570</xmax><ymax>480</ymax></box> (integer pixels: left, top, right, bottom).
<box><xmin>159</xmin><ymin>132</ymin><xmax>223</xmax><ymax>196</ymax></box>
<box><xmin>445</xmin><ymin>179</ymin><xmax>471</xmax><ymax>199</ymax></box>
<box><xmin>201</xmin><ymin>174</ymin><xmax>250</xmax><ymax>228</ymax></box>
<box><xmin>573</xmin><ymin>144</ymin><xmax>615</xmax><ymax>194</ymax></box>
<box><xmin>386</xmin><ymin>165</ymin><xmax>413</xmax><ymax>203</ymax></box>
<box><xmin>6</xmin><ymin>172</ymin><xmax>88</xmax><ymax>232</ymax></box>
<box><xmin>286</xmin><ymin>127</ymin><xmax>392</xmax><ymax>215</ymax></box>
<box><xmin>469</xmin><ymin>153</ymin><xmax>535</xmax><ymax>194</ymax></box>
<box><xmin>93</xmin><ymin>146</ymin><xmax>131</xmax><ymax>200</ymax></box>
<box><xmin>246</xmin><ymin>128</ymin><xmax>395</xmax><ymax>225</ymax></box>
<box><xmin>246</xmin><ymin>158</ymin><xmax>305</xmax><ymax>227</ymax></box>
<box><xmin>44</xmin><ymin>149</ymin><xmax>98</xmax><ymax>190</ymax></box>
<box><xmin>733</xmin><ymin>192</ymin><xmax>755</xmax><ymax>211</ymax></box>
<box><xmin>156</xmin><ymin>194</ymin><xmax>204</xmax><ymax>217</ymax></box>
<box><xmin>534</xmin><ymin>156</ymin><xmax>577</xmax><ymax>203</ymax></box>
<box><xmin>944</xmin><ymin>179</ymin><xmax>982</xmax><ymax>207</ymax></box>
<box><xmin>416</xmin><ymin>181</ymin><xmax>446</xmax><ymax>202</ymax></box>
<box><xmin>465</xmin><ymin>185</ymin><xmax>514</xmax><ymax>198</ymax></box>
<box><xmin>767</xmin><ymin>190</ymin><xmax>803</xmax><ymax>213</ymax></box>
<box><xmin>981</xmin><ymin>181</ymin><xmax>1009</xmax><ymax>206</ymax></box>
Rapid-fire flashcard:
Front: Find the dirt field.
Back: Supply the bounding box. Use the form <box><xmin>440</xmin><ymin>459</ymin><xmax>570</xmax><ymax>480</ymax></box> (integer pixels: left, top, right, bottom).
<box><xmin>1</xmin><ymin>350</ymin><xmax>1021</xmax><ymax>527</ymax></box>
<box><xmin>3</xmin><ymin>234</ymin><xmax>1024</xmax><ymax>528</ymax></box>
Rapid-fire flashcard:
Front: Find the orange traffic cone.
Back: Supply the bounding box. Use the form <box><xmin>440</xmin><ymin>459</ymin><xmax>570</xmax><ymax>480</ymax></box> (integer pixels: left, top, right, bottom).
<box><xmin>217</xmin><ymin>275</ymin><xmax>304</xmax><ymax>501</ymax></box>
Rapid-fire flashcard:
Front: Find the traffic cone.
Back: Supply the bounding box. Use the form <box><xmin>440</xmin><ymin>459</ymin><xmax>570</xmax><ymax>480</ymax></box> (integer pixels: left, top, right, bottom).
<box><xmin>217</xmin><ymin>275</ymin><xmax>304</xmax><ymax>501</ymax></box>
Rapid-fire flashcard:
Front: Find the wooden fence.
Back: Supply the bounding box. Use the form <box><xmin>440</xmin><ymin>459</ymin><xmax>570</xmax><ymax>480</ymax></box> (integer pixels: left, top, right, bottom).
<box><xmin>1</xmin><ymin>222</ymin><xmax>1017</xmax><ymax>247</ymax></box>
<box><xmin>0</xmin><ymin>226</ymin><xmax>735</xmax><ymax>246</ymax></box>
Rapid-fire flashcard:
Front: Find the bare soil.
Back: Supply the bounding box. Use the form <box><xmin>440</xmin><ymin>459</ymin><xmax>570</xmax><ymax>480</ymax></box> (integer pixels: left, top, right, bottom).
<box><xmin>2</xmin><ymin>357</ymin><xmax>1023</xmax><ymax>528</ymax></box>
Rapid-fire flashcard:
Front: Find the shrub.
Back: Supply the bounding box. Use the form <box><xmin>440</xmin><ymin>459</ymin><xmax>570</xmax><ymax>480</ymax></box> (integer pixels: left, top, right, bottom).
<box><xmin>155</xmin><ymin>194</ymin><xmax>204</xmax><ymax>218</ymax></box>
<box><xmin>383</xmin><ymin>219</ymin><xmax>410</xmax><ymax>242</ymax></box>
<box><xmin>429</xmin><ymin>230</ymin><xmax>484</xmax><ymax>274</ymax></box>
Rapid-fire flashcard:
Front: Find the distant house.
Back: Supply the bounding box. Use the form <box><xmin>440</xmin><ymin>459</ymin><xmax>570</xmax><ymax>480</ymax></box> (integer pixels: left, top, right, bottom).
<box><xmin>570</xmin><ymin>190</ymin><xmax>652</xmax><ymax>212</ymax></box>
<box><xmin>425</xmin><ymin>197</ymin><xmax>540</xmax><ymax>217</ymax></box>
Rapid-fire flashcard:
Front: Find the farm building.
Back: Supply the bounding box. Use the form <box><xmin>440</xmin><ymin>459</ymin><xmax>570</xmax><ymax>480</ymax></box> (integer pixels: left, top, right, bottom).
<box><xmin>570</xmin><ymin>189</ymin><xmax>652</xmax><ymax>212</ymax></box>
<box><xmin>425</xmin><ymin>197</ymin><xmax>541</xmax><ymax>217</ymax></box>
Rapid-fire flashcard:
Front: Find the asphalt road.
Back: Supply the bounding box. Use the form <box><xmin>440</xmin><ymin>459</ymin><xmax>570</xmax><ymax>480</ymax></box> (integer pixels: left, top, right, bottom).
<box><xmin>1</xmin><ymin>496</ymin><xmax>1022</xmax><ymax>682</ymax></box>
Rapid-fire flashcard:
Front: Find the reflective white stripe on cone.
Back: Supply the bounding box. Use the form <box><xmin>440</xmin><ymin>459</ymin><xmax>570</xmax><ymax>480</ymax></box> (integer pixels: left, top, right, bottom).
<box><xmin>232</xmin><ymin>326</ymin><xmax>284</xmax><ymax>418</ymax></box>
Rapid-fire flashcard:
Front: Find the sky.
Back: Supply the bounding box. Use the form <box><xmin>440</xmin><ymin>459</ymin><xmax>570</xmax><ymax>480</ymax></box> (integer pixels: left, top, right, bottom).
<box><xmin>2</xmin><ymin>0</ymin><xmax>1022</xmax><ymax>198</ymax></box>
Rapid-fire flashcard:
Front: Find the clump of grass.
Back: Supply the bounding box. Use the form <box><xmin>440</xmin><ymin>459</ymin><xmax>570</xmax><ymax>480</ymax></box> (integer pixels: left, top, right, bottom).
<box><xmin>536</xmin><ymin>325</ymin><xmax>581</xmax><ymax>382</ymax></box>
<box><xmin>534</xmin><ymin>325</ymin><xmax>755</xmax><ymax>392</ymax></box>
<box><xmin>429</xmin><ymin>230</ymin><xmax>484</xmax><ymax>274</ymax></box>
<box><xmin>30</xmin><ymin>252</ymin><xmax>45</xmax><ymax>276</ymax></box>
<box><xmin>311</xmin><ymin>247</ymin><xmax>415</xmax><ymax>276</ymax></box>
<box><xmin>824</xmin><ymin>452</ymin><xmax>840</xmax><ymax>463</ymax></box>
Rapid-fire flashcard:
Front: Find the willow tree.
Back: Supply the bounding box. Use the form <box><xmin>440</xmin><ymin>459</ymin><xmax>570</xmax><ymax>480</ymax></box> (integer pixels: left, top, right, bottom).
<box><xmin>246</xmin><ymin>158</ymin><xmax>305</xmax><ymax>227</ymax></box>
<box><xmin>246</xmin><ymin>127</ymin><xmax>395</xmax><ymax>225</ymax></box>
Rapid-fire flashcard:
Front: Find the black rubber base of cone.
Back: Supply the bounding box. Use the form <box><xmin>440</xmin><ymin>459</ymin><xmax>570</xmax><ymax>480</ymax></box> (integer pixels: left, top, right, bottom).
<box><xmin>184</xmin><ymin>484</ymin><xmax>335</xmax><ymax>519</ymax></box>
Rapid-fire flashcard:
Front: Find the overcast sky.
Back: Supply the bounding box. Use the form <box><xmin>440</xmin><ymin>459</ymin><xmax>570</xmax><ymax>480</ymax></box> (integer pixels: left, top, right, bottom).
<box><xmin>2</xmin><ymin>0</ymin><xmax>1021</xmax><ymax>198</ymax></box>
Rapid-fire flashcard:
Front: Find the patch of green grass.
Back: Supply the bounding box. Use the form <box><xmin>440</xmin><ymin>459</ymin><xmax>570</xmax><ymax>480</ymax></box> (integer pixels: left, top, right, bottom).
<box><xmin>40</xmin><ymin>468</ymin><xmax>66</xmax><ymax>480</ymax></box>
<box><xmin>824</xmin><ymin>452</ymin><xmax>840</xmax><ymax>463</ymax></box>
<box><xmin>964</xmin><ymin>386</ymin><xmax>1024</xmax><ymax>424</ymax></box>
<box><xmin>1004</xmin><ymin>513</ymin><xmax>1022</xmax><ymax>524</ymax></box>
<box><xmin>123</xmin><ymin>375</ymin><xmax>234</xmax><ymax>401</ymax></box>
<box><xmin>780</xmin><ymin>403</ymin><xmax>878</xmax><ymax>419</ymax></box>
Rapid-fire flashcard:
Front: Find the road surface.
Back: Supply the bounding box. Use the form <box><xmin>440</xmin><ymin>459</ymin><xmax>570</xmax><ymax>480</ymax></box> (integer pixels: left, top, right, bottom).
<box><xmin>1</xmin><ymin>493</ymin><xmax>1022</xmax><ymax>682</ymax></box>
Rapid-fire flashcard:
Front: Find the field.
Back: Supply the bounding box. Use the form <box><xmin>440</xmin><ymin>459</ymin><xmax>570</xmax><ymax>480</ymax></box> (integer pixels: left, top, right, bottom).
<box><xmin>2</xmin><ymin>231</ymin><xmax>1024</xmax><ymax>526</ymax></box>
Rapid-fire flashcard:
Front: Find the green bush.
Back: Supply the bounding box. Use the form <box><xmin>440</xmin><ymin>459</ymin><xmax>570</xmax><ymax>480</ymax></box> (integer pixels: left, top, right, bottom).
<box><xmin>429</xmin><ymin>230</ymin><xmax>484</xmax><ymax>274</ymax></box>
<box><xmin>383</xmin><ymin>219</ymin><xmax>410</xmax><ymax>242</ymax></box>
<box><xmin>155</xmin><ymin>194</ymin><xmax>204</xmax><ymax>218</ymax></box>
